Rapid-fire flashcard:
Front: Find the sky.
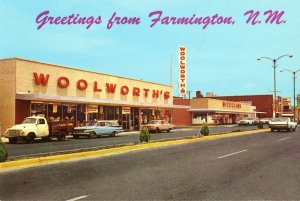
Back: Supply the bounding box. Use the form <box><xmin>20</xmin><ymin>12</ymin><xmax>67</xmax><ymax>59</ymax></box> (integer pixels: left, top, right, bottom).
<box><xmin>1</xmin><ymin>0</ymin><xmax>300</xmax><ymax>99</ymax></box>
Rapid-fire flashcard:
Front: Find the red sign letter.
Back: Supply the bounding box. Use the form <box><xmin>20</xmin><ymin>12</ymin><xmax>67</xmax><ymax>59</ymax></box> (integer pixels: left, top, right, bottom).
<box><xmin>164</xmin><ymin>92</ymin><xmax>170</xmax><ymax>99</ymax></box>
<box><xmin>133</xmin><ymin>87</ymin><xmax>140</xmax><ymax>96</ymax></box>
<box><xmin>121</xmin><ymin>86</ymin><xmax>129</xmax><ymax>95</ymax></box>
<box><xmin>94</xmin><ymin>81</ymin><xmax>102</xmax><ymax>92</ymax></box>
<box><xmin>33</xmin><ymin>73</ymin><xmax>49</xmax><ymax>86</ymax></box>
<box><xmin>77</xmin><ymin>79</ymin><xmax>88</xmax><ymax>90</ymax></box>
<box><xmin>152</xmin><ymin>90</ymin><xmax>159</xmax><ymax>98</ymax></box>
<box><xmin>143</xmin><ymin>89</ymin><xmax>150</xmax><ymax>97</ymax></box>
<box><xmin>106</xmin><ymin>83</ymin><xmax>116</xmax><ymax>93</ymax></box>
<box><xmin>57</xmin><ymin>77</ymin><xmax>69</xmax><ymax>88</ymax></box>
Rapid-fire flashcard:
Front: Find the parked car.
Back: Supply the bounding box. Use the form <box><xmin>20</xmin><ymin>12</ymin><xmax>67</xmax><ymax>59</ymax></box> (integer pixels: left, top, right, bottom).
<box><xmin>144</xmin><ymin>120</ymin><xmax>175</xmax><ymax>133</ymax></box>
<box><xmin>4</xmin><ymin>116</ymin><xmax>72</xmax><ymax>144</ymax></box>
<box><xmin>238</xmin><ymin>118</ymin><xmax>255</xmax><ymax>126</ymax></box>
<box><xmin>268</xmin><ymin>117</ymin><xmax>297</xmax><ymax>132</ymax></box>
<box><xmin>73</xmin><ymin>120</ymin><xmax>123</xmax><ymax>139</ymax></box>
<box><xmin>259</xmin><ymin>118</ymin><xmax>271</xmax><ymax>124</ymax></box>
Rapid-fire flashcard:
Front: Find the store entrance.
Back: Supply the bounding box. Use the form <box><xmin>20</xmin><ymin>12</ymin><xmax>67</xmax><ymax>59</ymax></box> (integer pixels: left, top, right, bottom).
<box><xmin>122</xmin><ymin>114</ymin><xmax>130</xmax><ymax>130</ymax></box>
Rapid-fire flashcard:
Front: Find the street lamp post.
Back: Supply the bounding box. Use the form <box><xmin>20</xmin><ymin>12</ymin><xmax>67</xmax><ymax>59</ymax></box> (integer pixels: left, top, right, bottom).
<box><xmin>257</xmin><ymin>54</ymin><xmax>293</xmax><ymax>118</ymax></box>
<box><xmin>280</xmin><ymin>68</ymin><xmax>300</xmax><ymax>121</ymax></box>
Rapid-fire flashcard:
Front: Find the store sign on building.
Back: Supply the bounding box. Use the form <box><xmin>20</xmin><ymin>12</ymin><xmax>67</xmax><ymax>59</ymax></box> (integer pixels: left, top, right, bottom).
<box><xmin>222</xmin><ymin>101</ymin><xmax>242</xmax><ymax>109</ymax></box>
<box><xmin>178</xmin><ymin>46</ymin><xmax>186</xmax><ymax>95</ymax></box>
<box><xmin>88</xmin><ymin>105</ymin><xmax>98</xmax><ymax>113</ymax></box>
<box><xmin>122</xmin><ymin>107</ymin><xmax>131</xmax><ymax>114</ymax></box>
<box><xmin>33</xmin><ymin>73</ymin><xmax>171</xmax><ymax>100</ymax></box>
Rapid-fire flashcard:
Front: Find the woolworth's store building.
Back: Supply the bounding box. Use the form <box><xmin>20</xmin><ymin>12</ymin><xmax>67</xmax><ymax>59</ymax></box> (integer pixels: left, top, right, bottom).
<box><xmin>0</xmin><ymin>58</ymin><xmax>180</xmax><ymax>133</ymax></box>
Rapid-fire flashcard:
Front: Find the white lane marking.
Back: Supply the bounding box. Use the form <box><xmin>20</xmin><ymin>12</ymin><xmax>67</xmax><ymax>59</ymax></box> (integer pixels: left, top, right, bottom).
<box><xmin>217</xmin><ymin>149</ymin><xmax>248</xmax><ymax>159</ymax></box>
<box><xmin>278</xmin><ymin>137</ymin><xmax>291</xmax><ymax>141</ymax></box>
<box><xmin>66</xmin><ymin>195</ymin><xmax>89</xmax><ymax>201</ymax></box>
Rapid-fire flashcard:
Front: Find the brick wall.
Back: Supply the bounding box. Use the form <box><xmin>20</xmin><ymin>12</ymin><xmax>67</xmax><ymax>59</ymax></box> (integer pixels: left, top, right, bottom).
<box><xmin>173</xmin><ymin>98</ymin><xmax>192</xmax><ymax>126</ymax></box>
<box><xmin>15</xmin><ymin>100</ymin><xmax>31</xmax><ymax>124</ymax></box>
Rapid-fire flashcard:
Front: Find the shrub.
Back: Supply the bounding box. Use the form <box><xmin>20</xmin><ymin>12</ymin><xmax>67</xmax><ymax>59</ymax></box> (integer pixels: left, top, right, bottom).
<box><xmin>257</xmin><ymin>121</ymin><xmax>264</xmax><ymax>129</ymax></box>
<box><xmin>200</xmin><ymin>123</ymin><xmax>210</xmax><ymax>136</ymax></box>
<box><xmin>139</xmin><ymin>126</ymin><xmax>151</xmax><ymax>143</ymax></box>
<box><xmin>0</xmin><ymin>138</ymin><xmax>8</xmax><ymax>162</ymax></box>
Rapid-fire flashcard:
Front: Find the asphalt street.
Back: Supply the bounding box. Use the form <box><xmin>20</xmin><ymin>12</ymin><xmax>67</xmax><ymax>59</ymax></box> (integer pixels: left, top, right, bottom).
<box><xmin>5</xmin><ymin>125</ymin><xmax>262</xmax><ymax>159</ymax></box>
<box><xmin>1</xmin><ymin>128</ymin><xmax>299</xmax><ymax>200</ymax></box>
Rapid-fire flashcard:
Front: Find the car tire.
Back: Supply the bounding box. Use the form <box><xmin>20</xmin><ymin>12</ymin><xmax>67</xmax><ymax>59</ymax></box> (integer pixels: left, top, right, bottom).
<box><xmin>111</xmin><ymin>131</ymin><xmax>116</xmax><ymax>137</ymax></box>
<box><xmin>26</xmin><ymin>133</ymin><xmax>35</xmax><ymax>143</ymax></box>
<box><xmin>57</xmin><ymin>133</ymin><xmax>66</xmax><ymax>141</ymax></box>
<box><xmin>73</xmin><ymin>135</ymin><xmax>79</xmax><ymax>139</ymax></box>
<box><xmin>9</xmin><ymin>138</ymin><xmax>17</xmax><ymax>144</ymax></box>
<box><xmin>41</xmin><ymin>136</ymin><xmax>50</xmax><ymax>142</ymax></box>
<box><xmin>271</xmin><ymin>128</ymin><xmax>274</xmax><ymax>132</ymax></box>
<box><xmin>155</xmin><ymin>128</ymin><xmax>160</xmax><ymax>133</ymax></box>
<box><xmin>89</xmin><ymin>132</ymin><xmax>96</xmax><ymax>139</ymax></box>
<box><xmin>167</xmin><ymin>129</ymin><xmax>171</xmax><ymax>133</ymax></box>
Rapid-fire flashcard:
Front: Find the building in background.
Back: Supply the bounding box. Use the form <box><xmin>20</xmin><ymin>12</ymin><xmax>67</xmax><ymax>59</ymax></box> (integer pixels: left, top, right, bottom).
<box><xmin>0</xmin><ymin>58</ymin><xmax>180</xmax><ymax>132</ymax></box>
<box><xmin>173</xmin><ymin>96</ymin><xmax>255</xmax><ymax>126</ymax></box>
<box><xmin>172</xmin><ymin>91</ymin><xmax>296</xmax><ymax>126</ymax></box>
<box><xmin>211</xmin><ymin>94</ymin><xmax>273</xmax><ymax>118</ymax></box>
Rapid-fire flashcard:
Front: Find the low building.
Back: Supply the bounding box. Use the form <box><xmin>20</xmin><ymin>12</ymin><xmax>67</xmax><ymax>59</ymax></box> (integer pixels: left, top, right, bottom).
<box><xmin>211</xmin><ymin>94</ymin><xmax>273</xmax><ymax>118</ymax></box>
<box><xmin>0</xmin><ymin>58</ymin><xmax>181</xmax><ymax>133</ymax></box>
<box><xmin>173</xmin><ymin>97</ymin><xmax>255</xmax><ymax>126</ymax></box>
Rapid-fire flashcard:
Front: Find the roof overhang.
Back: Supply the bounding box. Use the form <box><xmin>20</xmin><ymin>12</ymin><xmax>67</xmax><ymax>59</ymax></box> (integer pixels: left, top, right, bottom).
<box><xmin>188</xmin><ymin>108</ymin><xmax>255</xmax><ymax>114</ymax></box>
<box><xmin>16</xmin><ymin>93</ymin><xmax>189</xmax><ymax>109</ymax></box>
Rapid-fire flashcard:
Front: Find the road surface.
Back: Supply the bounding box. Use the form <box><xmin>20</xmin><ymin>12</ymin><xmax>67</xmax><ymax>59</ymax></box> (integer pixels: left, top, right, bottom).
<box><xmin>1</xmin><ymin>128</ymin><xmax>299</xmax><ymax>200</ymax></box>
<box><xmin>5</xmin><ymin>125</ymin><xmax>261</xmax><ymax>159</ymax></box>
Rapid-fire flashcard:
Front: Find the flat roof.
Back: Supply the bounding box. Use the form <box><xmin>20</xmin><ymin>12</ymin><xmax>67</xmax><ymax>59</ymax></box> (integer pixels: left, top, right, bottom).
<box><xmin>0</xmin><ymin>58</ymin><xmax>172</xmax><ymax>88</ymax></box>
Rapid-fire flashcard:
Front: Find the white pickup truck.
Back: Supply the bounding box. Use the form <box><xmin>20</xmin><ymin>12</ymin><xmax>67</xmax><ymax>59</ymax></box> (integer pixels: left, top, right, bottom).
<box><xmin>268</xmin><ymin>117</ymin><xmax>297</xmax><ymax>132</ymax></box>
<box><xmin>4</xmin><ymin>116</ymin><xmax>73</xmax><ymax>143</ymax></box>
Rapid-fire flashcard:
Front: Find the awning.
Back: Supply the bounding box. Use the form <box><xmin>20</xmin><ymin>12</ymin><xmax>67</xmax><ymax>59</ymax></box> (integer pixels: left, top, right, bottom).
<box><xmin>188</xmin><ymin>108</ymin><xmax>255</xmax><ymax>114</ymax></box>
<box><xmin>16</xmin><ymin>93</ymin><xmax>190</xmax><ymax>109</ymax></box>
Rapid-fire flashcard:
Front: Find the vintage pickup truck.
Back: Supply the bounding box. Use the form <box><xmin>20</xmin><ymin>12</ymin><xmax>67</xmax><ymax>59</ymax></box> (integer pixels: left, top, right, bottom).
<box><xmin>4</xmin><ymin>116</ymin><xmax>73</xmax><ymax>143</ymax></box>
<box><xmin>268</xmin><ymin>117</ymin><xmax>297</xmax><ymax>132</ymax></box>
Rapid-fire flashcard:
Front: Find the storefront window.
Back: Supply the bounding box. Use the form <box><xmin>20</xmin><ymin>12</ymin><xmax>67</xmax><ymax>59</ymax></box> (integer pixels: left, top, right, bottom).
<box><xmin>107</xmin><ymin>106</ymin><xmax>115</xmax><ymax>120</ymax></box>
<box><xmin>31</xmin><ymin>102</ymin><xmax>46</xmax><ymax>117</ymax></box>
<box><xmin>76</xmin><ymin>104</ymin><xmax>86</xmax><ymax>124</ymax></box>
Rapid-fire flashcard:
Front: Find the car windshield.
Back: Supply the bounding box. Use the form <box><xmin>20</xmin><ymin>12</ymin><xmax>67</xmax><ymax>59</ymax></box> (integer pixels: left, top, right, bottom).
<box><xmin>22</xmin><ymin>118</ymin><xmax>37</xmax><ymax>124</ymax></box>
<box><xmin>149</xmin><ymin>120</ymin><xmax>160</xmax><ymax>124</ymax></box>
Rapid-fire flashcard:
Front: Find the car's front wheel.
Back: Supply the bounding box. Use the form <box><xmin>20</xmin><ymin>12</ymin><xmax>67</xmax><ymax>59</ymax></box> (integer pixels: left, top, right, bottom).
<box><xmin>111</xmin><ymin>131</ymin><xmax>116</xmax><ymax>137</ymax></box>
<box><xmin>9</xmin><ymin>138</ymin><xmax>17</xmax><ymax>144</ymax></box>
<box><xmin>26</xmin><ymin>133</ymin><xmax>35</xmax><ymax>143</ymax></box>
<box><xmin>89</xmin><ymin>132</ymin><xmax>96</xmax><ymax>139</ymax></box>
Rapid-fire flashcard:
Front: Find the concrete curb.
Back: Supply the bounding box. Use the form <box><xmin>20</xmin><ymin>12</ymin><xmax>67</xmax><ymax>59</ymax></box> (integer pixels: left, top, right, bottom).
<box><xmin>0</xmin><ymin>128</ymin><xmax>270</xmax><ymax>172</ymax></box>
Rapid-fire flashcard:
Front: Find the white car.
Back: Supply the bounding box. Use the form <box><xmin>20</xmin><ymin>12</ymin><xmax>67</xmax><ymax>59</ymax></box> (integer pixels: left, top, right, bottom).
<box><xmin>269</xmin><ymin>117</ymin><xmax>297</xmax><ymax>132</ymax></box>
<box><xmin>259</xmin><ymin>118</ymin><xmax>271</xmax><ymax>124</ymax></box>
<box><xmin>144</xmin><ymin>120</ymin><xmax>175</xmax><ymax>133</ymax></box>
<box><xmin>238</xmin><ymin>118</ymin><xmax>255</xmax><ymax>126</ymax></box>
